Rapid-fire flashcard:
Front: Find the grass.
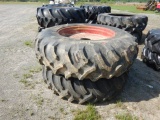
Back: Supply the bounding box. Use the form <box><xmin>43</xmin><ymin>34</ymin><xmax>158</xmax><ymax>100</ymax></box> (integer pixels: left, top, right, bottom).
<box><xmin>24</xmin><ymin>40</ymin><xmax>33</xmax><ymax>48</ymax></box>
<box><xmin>19</xmin><ymin>73</ymin><xmax>33</xmax><ymax>88</ymax></box>
<box><xmin>74</xmin><ymin>104</ymin><xmax>101</xmax><ymax>120</ymax></box>
<box><xmin>116</xmin><ymin>100</ymin><xmax>123</xmax><ymax>108</ymax></box>
<box><xmin>0</xmin><ymin>1</ymin><xmax>47</xmax><ymax>5</ymax></box>
<box><xmin>29</xmin><ymin>66</ymin><xmax>42</xmax><ymax>73</ymax></box>
<box><xmin>19</xmin><ymin>79</ymin><xmax>35</xmax><ymax>88</ymax></box>
<box><xmin>31</xmin><ymin>94</ymin><xmax>44</xmax><ymax>107</ymax></box>
<box><xmin>110</xmin><ymin>5</ymin><xmax>156</xmax><ymax>14</ymax></box>
<box><xmin>48</xmin><ymin>116</ymin><xmax>56</xmax><ymax>120</ymax></box>
<box><xmin>76</xmin><ymin>2</ymin><xmax>158</xmax><ymax>14</ymax></box>
<box><xmin>115</xmin><ymin>113</ymin><xmax>139</xmax><ymax>120</ymax></box>
<box><xmin>19</xmin><ymin>65</ymin><xmax>42</xmax><ymax>88</ymax></box>
<box><xmin>23</xmin><ymin>73</ymin><xmax>33</xmax><ymax>79</ymax></box>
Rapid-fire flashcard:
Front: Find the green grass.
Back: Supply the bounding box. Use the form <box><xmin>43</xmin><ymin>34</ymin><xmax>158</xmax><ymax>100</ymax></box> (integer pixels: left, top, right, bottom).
<box><xmin>110</xmin><ymin>5</ymin><xmax>156</xmax><ymax>14</ymax></box>
<box><xmin>24</xmin><ymin>40</ymin><xmax>33</xmax><ymax>48</ymax></box>
<box><xmin>23</xmin><ymin>73</ymin><xmax>33</xmax><ymax>79</ymax></box>
<box><xmin>19</xmin><ymin>79</ymin><xmax>34</xmax><ymax>88</ymax></box>
<box><xmin>76</xmin><ymin>2</ymin><xmax>158</xmax><ymax>14</ymax></box>
<box><xmin>116</xmin><ymin>100</ymin><xmax>123</xmax><ymax>108</ymax></box>
<box><xmin>31</xmin><ymin>94</ymin><xmax>44</xmax><ymax>107</ymax></box>
<box><xmin>115</xmin><ymin>113</ymin><xmax>138</xmax><ymax>120</ymax></box>
<box><xmin>74</xmin><ymin>104</ymin><xmax>101</xmax><ymax>120</ymax></box>
<box><xmin>19</xmin><ymin>73</ymin><xmax>34</xmax><ymax>88</ymax></box>
<box><xmin>0</xmin><ymin>1</ymin><xmax>47</xmax><ymax>5</ymax></box>
<box><xmin>29</xmin><ymin>66</ymin><xmax>42</xmax><ymax>73</ymax></box>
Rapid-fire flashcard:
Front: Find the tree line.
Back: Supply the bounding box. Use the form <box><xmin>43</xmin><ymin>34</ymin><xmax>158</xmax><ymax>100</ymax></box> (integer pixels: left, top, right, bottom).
<box><xmin>0</xmin><ymin>0</ymin><xmax>147</xmax><ymax>2</ymax></box>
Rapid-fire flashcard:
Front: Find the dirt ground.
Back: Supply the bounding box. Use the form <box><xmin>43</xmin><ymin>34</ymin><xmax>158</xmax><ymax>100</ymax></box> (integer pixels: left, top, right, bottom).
<box><xmin>0</xmin><ymin>4</ymin><xmax>160</xmax><ymax>120</ymax></box>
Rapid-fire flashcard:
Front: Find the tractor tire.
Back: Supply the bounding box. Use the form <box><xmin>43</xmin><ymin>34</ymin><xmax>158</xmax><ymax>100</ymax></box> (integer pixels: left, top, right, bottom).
<box><xmin>145</xmin><ymin>29</ymin><xmax>160</xmax><ymax>54</ymax></box>
<box><xmin>80</xmin><ymin>5</ymin><xmax>111</xmax><ymax>23</ymax></box>
<box><xmin>131</xmin><ymin>30</ymin><xmax>142</xmax><ymax>43</ymax></box>
<box><xmin>35</xmin><ymin>24</ymin><xmax>138</xmax><ymax>81</ymax></box>
<box><xmin>36</xmin><ymin>7</ymin><xmax>86</xmax><ymax>28</ymax></box>
<box><xmin>42</xmin><ymin>65</ymin><xmax>128</xmax><ymax>104</ymax></box>
<box><xmin>97</xmin><ymin>13</ymin><xmax>148</xmax><ymax>33</ymax></box>
<box><xmin>141</xmin><ymin>47</ymin><xmax>160</xmax><ymax>70</ymax></box>
<box><xmin>42</xmin><ymin>3</ymin><xmax>74</xmax><ymax>8</ymax></box>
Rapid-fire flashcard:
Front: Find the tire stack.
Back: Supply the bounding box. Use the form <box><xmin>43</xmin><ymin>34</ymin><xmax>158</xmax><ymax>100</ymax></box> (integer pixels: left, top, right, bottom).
<box><xmin>97</xmin><ymin>13</ymin><xmax>148</xmax><ymax>43</ymax></box>
<box><xmin>80</xmin><ymin>5</ymin><xmax>111</xmax><ymax>23</ymax></box>
<box><xmin>35</xmin><ymin>4</ymin><xmax>138</xmax><ymax>104</ymax></box>
<box><xmin>141</xmin><ymin>29</ymin><xmax>160</xmax><ymax>70</ymax></box>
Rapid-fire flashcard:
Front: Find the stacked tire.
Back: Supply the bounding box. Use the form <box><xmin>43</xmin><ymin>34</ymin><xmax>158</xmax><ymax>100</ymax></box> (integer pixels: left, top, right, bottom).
<box><xmin>35</xmin><ymin>4</ymin><xmax>139</xmax><ymax>104</ymax></box>
<box><xmin>141</xmin><ymin>29</ymin><xmax>160</xmax><ymax>70</ymax></box>
<box><xmin>97</xmin><ymin>13</ymin><xmax>148</xmax><ymax>43</ymax></box>
<box><xmin>80</xmin><ymin>5</ymin><xmax>111</xmax><ymax>23</ymax></box>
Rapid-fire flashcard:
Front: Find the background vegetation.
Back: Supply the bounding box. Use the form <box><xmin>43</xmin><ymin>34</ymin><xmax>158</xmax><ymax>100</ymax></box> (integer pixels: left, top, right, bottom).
<box><xmin>0</xmin><ymin>0</ymin><xmax>147</xmax><ymax>3</ymax></box>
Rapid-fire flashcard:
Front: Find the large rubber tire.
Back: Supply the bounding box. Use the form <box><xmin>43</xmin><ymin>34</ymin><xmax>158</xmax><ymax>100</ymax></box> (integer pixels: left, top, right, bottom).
<box><xmin>145</xmin><ymin>29</ymin><xmax>160</xmax><ymax>54</ymax></box>
<box><xmin>35</xmin><ymin>24</ymin><xmax>138</xmax><ymax>81</ymax></box>
<box><xmin>141</xmin><ymin>47</ymin><xmax>160</xmax><ymax>70</ymax></box>
<box><xmin>42</xmin><ymin>3</ymin><xmax>74</xmax><ymax>8</ymax></box>
<box><xmin>36</xmin><ymin>7</ymin><xmax>86</xmax><ymax>28</ymax></box>
<box><xmin>97</xmin><ymin>13</ymin><xmax>148</xmax><ymax>33</ymax></box>
<box><xmin>80</xmin><ymin>5</ymin><xmax>111</xmax><ymax>23</ymax></box>
<box><xmin>42</xmin><ymin>65</ymin><xmax>128</xmax><ymax>104</ymax></box>
<box><xmin>131</xmin><ymin>30</ymin><xmax>142</xmax><ymax>43</ymax></box>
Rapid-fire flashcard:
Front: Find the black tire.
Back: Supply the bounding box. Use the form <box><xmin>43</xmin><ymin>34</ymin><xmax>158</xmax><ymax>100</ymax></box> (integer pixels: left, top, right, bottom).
<box><xmin>97</xmin><ymin>13</ymin><xmax>148</xmax><ymax>33</ymax></box>
<box><xmin>42</xmin><ymin>3</ymin><xmax>74</xmax><ymax>8</ymax></box>
<box><xmin>42</xmin><ymin>65</ymin><xmax>128</xmax><ymax>104</ymax></box>
<box><xmin>145</xmin><ymin>29</ymin><xmax>160</xmax><ymax>54</ymax></box>
<box><xmin>35</xmin><ymin>24</ymin><xmax>138</xmax><ymax>81</ymax></box>
<box><xmin>131</xmin><ymin>30</ymin><xmax>142</xmax><ymax>43</ymax></box>
<box><xmin>80</xmin><ymin>5</ymin><xmax>111</xmax><ymax>23</ymax></box>
<box><xmin>141</xmin><ymin>47</ymin><xmax>160</xmax><ymax>70</ymax></box>
<box><xmin>36</xmin><ymin>7</ymin><xmax>86</xmax><ymax>28</ymax></box>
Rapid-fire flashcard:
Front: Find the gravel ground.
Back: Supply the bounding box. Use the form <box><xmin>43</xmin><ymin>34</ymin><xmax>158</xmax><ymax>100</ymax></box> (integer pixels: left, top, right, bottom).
<box><xmin>0</xmin><ymin>4</ymin><xmax>160</xmax><ymax>120</ymax></box>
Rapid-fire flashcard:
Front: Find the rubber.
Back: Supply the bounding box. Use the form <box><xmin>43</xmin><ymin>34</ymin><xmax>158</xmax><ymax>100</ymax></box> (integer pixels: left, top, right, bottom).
<box><xmin>131</xmin><ymin>30</ymin><xmax>142</xmax><ymax>43</ymax></box>
<box><xmin>80</xmin><ymin>5</ymin><xmax>111</xmax><ymax>23</ymax></box>
<box><xmin>145</xmin><ymin>29</ymin><xmax>160</xmax><ymax>54</ymax></box>
<box><xmin>36</xmin><ymin>7</ymin><xmax>86</xmax><ymax>28</ymax></box>
<box><xmin>42</xmin><ymin>3</ymin><xmax>74</xmax><ymax>8</ymax></box>
<box><xmin>141</xmin><ymin>47</ymin><xmax>160</xmax><ymax>70</ymax></box>
<box><xmin>141</xmin><ymin>29</ymin><xmax>160</xmax><ymax>70</ymax></box>
<box><xmin>42</xmin><ymin>65</ymin><xmax>128</xmax><ymax>104</ymax></box>
<box><xmin>97</xmin><ymin>13</ymin><xmax>148</xmax><ymax>33</ymax></box>
<box><xmin>35</xmin><ymin>24</ymin><xmax>138</xmax><ymax>81</ymax></box>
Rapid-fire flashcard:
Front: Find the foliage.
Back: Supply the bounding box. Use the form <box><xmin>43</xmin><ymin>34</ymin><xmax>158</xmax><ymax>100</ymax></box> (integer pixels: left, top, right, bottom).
<box><xmin>0</xmin><ymin>0</ymin><xmax>147</xmax><ymax>2</ymax></box>
<box><xmin>115</xmin><ymin>113</ymin><xmax>138</xmax><ymax>120</ymax></box>
<box><xmin>74</xmin><ymin>104</ymin><xmax>101</xmax><ymax>120</ymax></box>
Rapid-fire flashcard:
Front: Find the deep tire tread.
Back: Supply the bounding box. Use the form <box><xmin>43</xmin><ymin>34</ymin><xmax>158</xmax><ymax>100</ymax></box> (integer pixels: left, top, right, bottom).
<box><xmin>35</xmin><ymin>24</ymin><xmax>138</xmax><ymax>81</ymax></box>
<box><xmin>43</xmin><ymin>66</ymin><xmax>128</xmax><ymax>104</ymax></box>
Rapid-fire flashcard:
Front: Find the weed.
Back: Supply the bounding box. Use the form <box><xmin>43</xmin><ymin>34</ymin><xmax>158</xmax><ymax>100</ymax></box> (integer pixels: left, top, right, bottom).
<box><xmin>36</xmin><ymin>97</ymin><xmax>44</xmax><ymax>106</ymax></box>
<box><xmin>48</xmin><ymin>116</ymin><xmax>56</xmax><ymax>120</ymax></box>
<box><xmin>23</xmin><ymin>73</ymin><xmax>33</xmax><ymax>79</ymax></box>
<box><xmin>59</xmin><ymin>107</ymin><xmax>68</xmax><ymax>115</ymax></box>
<box><xmin>115</xmin><ymin>100</ymin><xmax>127</xmax><ymax>109</ymax></box>
<box><xmin>19</xmin><ymin>79</ymin><xmax>35</xmax><ymax>88</ymax></box>
<box><xmin>116</xmin><ymin>100</ymin><xmax>123</xmax><ymax>108</ymax></box>
<box><xmin>29</xmin><ymin>66</ymin><xmax>42</xmax><ymax>73</ymax></box>
<box><xmin>31</xmin><ymin>94</ymin><xmax>44</xmax><ymax>107</ymax></box>
<box><xmin>60</xmin><ymin>108</ymin><xmax>64</xmax><ymax>113</ymax></box>
<box><xmin>115</xmin><ymin>113</ymin><xmax>138</xmax><ymax>120</ymax></box>
<box><xmin>74</xmin><ymin>104</ymin><xmax>101</xmax><ymax>120</ymax></box>
<box><xmin>24</xmin><ymin>40</ymin><xmax>33</xmax><ymax>47</ymax></box>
